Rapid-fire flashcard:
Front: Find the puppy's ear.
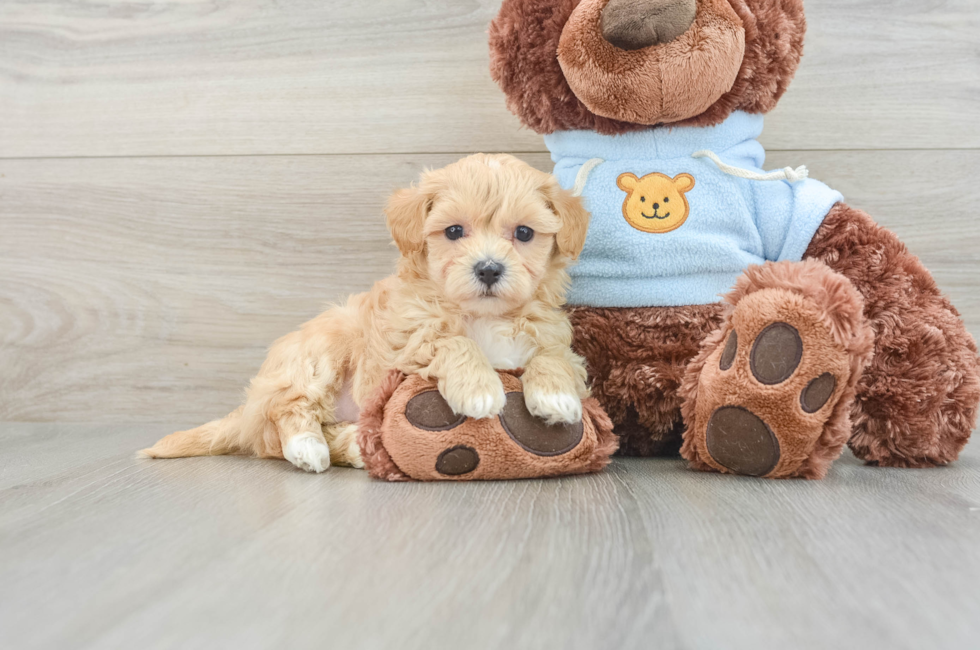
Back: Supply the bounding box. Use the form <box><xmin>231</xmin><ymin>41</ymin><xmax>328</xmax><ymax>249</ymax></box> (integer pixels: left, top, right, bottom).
<box><xmin>542</xmin><ymin>180</ymin><xmax>591</xmax><ymax>261</ymax></box>
<box><xmin>385</xmin><ymin>185</ymin><xmax>433</xmax><ymax>256</ymax></box>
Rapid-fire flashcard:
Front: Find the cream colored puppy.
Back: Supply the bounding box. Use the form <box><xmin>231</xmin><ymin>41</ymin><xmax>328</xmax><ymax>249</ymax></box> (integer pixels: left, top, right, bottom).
<box><xmin>143</xmin><ymin>154</ymin><xmax>591</xmax><ymax>472</ymax></box>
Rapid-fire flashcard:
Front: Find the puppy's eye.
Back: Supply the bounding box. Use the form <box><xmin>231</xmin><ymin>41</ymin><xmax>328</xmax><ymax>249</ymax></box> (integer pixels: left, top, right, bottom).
<box><xmin>514</xmin><ymin>226</ymin><xmax>534</xmax><ymax>243</ymax></box>
<box><xmin>445</xmin><ymin>225</ymin><xmax>464</xmax><ymax>240</ymax></box>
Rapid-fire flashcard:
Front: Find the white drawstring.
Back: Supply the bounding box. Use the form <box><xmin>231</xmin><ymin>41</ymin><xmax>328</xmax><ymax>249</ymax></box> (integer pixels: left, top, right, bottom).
<box><xmin>692</xmin><ymin>149</ymin><xmax>809</xmax><ymax>183</ymax></box>
<box><xmin>572</xmin><ymin>158</ymin><xmax>604</xmax><ymax>196</ymax></box>
<box><xmin>568</xmin><ymin>151</ymin><xmax>807</xmax><ymax>196</ymax></box>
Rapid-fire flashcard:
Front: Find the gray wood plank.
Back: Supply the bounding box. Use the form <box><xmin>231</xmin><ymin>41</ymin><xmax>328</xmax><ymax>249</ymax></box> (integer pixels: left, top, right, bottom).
<box><xmin>1</xmin><ymin>0</ymin><xmax>978</xmax><ymax>158</ymax></box>
<box><xmin>0</xmin><ymin>423</ymin><xmax>977</xmax><ymax>650</ymax></box>
<box><xmin>2</xmin><ymin>150</ymin><xmax>978</xmax><ymax>424</ymax></box>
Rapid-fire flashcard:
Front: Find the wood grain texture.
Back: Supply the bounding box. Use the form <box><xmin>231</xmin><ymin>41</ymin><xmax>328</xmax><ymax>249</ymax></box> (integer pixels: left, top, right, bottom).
<box><xmin>2</xmin><ymin>150</ymin><xmax>978</xmax><ymax>424</ymax></box>
<box><xmin>0</xmin><ymin>423</ymin><xmax>977</xmax><ymax>650</ymax></box>
<box><xmin>1</xmin><ymin>0</ymin><xmax>978</xmax><ymax>158</ymax></box>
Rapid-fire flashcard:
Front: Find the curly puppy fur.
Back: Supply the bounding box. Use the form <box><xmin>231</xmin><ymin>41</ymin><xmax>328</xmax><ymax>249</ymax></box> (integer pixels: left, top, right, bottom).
<box><xmin>489</xmin><ymin>0</ymin><xmax>805</xmax><ymax>134</ymax></box>
<box><xmin>678</xmin><ymin>259</ymin><xmax>875</xmax><ymax>479</ymax></box>
<box><xmin>142</xmin><ymin>154</ymin><xmax>593</xmax><ymax>472</ymax></box>
<box><xmin>806</xmin><ymin>203</ymin><xmax>980</xmax><ymax>467</ymax></box>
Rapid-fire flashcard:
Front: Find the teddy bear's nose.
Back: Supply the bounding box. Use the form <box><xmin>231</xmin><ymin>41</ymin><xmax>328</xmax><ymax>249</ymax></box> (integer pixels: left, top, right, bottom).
<box><xmin>601</xmin><ymin>0</ymin><xmax>697</xmax><ymax>50</ymax></box>
<box><xmin>653</xmin><ymin>202</ymin><xmax>660</xmax><ymax>210</ymax></box>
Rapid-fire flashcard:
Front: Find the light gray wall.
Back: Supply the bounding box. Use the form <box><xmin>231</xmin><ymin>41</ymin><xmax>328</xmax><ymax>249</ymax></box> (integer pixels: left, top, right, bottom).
<box><xmin>2</xmin><ymin>1</ymin><xmax>978</xmax><ymax>424</ymax></box>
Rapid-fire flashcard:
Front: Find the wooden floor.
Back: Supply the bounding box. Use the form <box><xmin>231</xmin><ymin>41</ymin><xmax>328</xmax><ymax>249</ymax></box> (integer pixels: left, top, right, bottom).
<box><xmin>3</xmin><ymin>1</ymin><xmax>980</xmax><ymax>648</ymax></box>
<box><xmin>1</xmin><ymin>424</ymin><xmax>978</xmax><ymax>650</ymax></box>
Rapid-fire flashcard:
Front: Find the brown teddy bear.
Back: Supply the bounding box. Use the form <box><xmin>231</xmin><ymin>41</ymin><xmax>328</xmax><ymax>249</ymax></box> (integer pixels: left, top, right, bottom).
<box><xmin>358</xmin><ymin>370</ymin><xmax>618</xmax><ymax>481</ymax></box>
<box><xmin>489</xmin><ymin>0</ymin><xmax>980</xmax><ymax>478</ymax></box>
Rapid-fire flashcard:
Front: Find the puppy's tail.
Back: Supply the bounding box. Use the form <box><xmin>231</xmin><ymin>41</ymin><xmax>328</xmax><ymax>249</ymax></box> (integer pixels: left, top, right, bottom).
<box><xmin>139</xmin><ymin>407</ymin><xmax>245</xmax><ymax>459</ymax></box>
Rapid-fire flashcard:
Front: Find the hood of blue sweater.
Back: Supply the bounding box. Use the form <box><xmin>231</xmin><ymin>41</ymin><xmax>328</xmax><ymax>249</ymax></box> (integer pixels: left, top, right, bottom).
<box><xmin>545</xmin><ymin>112</ymin><xmax>843</xmax><ymax>308</ymax></box>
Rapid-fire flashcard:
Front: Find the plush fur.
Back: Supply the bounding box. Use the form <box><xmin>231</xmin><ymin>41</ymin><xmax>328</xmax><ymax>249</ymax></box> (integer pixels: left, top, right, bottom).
<box><xmin>489</xmin><ymin>0</ymin><xmax>806</xmax><ymax>134</ymax></box>
<box><xmin>557</xmin><ymin>0</ymin><xmax>745</xmax><ymax>125</ymax></box>
<box><xmin>142</xmin><ymin>154</ymin><xmax>593</xmax><ymax>473</ymax></box>
<box><xmin>569</xmin><ymin>205</ymin><xmax>980</xmax><ymax>469</ymax></box>
<box><xmin>568</xmin><ymin>302</ymin><xmax>725</xmax><ymax>455</ymax></box>
<box><xmin>678</xmin><ymin>259</ymin><xmax>875</xmax><ymax>479</ymax></box>
<box><xmin>805</xmin><ymin>203</ymin><xmax>980</xmax><ymax>467</ymax></box>
<box><xmin>356</xmin><ymin>369</ymin><xmax>412</xmax><ymax>481</ymax></box>
<box><xmin>357</xmin><ymin>370</ymin><xmax>619</xmax><ymax>481</ymax></box>
<box><xmin>491</xmin><ymin>0</ymin><xmax>978</xmax><ymax>474</ymax></box>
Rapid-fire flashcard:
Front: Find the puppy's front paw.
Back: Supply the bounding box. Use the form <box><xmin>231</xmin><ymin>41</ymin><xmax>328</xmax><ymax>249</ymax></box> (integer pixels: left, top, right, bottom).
<box><xmin>441</xmin><ymin>374</ymin><xmax>507</xmax><ymax>420</ymax></box>
<box><xmin>284</xmin><ymin>432</ymin><xmax>331</xmax><ymax>473</ymax></box>
<box><xmin>524</xmin><ymin>389</ymin><xmax>582</xmax><ymax>425</ymax></box>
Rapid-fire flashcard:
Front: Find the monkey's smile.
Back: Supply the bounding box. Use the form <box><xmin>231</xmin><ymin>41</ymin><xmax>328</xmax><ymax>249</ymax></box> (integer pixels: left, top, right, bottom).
<box><xmin>641</xmin><ymin>211</ymin><xmax>671</xmax><ymax>220</ymax></box>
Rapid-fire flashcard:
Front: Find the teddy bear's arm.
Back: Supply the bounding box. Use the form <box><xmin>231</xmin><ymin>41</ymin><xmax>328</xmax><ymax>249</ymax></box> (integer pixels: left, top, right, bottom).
<box><xmin>804</xmin><ymin>203</ymin><xmax>980</xmax><ymax>466</ymax></box>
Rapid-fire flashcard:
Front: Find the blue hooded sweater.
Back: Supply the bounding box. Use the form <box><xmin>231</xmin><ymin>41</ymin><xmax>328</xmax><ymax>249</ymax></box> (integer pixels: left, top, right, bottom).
<box><xmin>544</xmin><ymin>111</ymin><xmax>843</xmax><ymax>308</ymax></box>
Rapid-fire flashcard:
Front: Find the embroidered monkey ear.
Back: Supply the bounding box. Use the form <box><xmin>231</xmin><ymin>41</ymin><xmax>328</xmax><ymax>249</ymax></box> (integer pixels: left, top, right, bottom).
<box><xmin>673</xmin><ymin>173</ymin><xmax>696</xmax><ymax>193</ymax></box>
<box><xmin>385</xmin><ymin>184</ymin><xmax>433</xmax><ymax>256</ymax></box>
<box><xmin>617</xmin><ymin>172</ymin><xmax>639</xmax><ymax>191</ymax></box>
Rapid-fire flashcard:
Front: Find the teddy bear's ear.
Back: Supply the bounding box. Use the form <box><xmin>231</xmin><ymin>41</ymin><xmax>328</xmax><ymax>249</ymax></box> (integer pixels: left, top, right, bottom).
<box><xmin>385</xmin><ymin>184</ymin><xmax>433</xmax><ymax>257</ymax></box>
<box><xmin>541</xmin><ymin>179</ymin><xmax>591</xmax><ymax>261</ymax></box>
<box><xmin>673</xmin><ymin>173</ymin><xmax>695</xmax><ymax>193</ymax></box>
<box><xmin>617</xmin><ymin>173</ymin><xmax>639</xmax><ymax>191</ymax></box>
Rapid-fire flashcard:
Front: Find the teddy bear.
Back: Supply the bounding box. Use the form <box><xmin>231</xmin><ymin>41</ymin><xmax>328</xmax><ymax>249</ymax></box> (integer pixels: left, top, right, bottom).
<box><xmin>488</xmin><ymin>0</ymin><xmax>980</xmax><ymax>478</ymax></box>
<box><xmin>357</xmin><ymin>370</ymin><xmax>618</xmax><ymax>481</ymax></box>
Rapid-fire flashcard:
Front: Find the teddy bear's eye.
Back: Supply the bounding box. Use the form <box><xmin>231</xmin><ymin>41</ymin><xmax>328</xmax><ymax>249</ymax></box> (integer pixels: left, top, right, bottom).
<box><xmin>515</xmin><ymin>225</ymin><xmax>534</xmax><ymax>242</ymax></box>
<box><xmin>445</xmin><ymin>225</ymin><xmax>464</xmax><ymax>240</ymax></box>
<box><xmin>664</xmin><ymin>197</ymin><xmax>670</xmax><ymax>203</ymax></box>
<box><xmin>640</xmin><ymin>196</ymin><xmax>646</xmax><ymax>202</ymax></box>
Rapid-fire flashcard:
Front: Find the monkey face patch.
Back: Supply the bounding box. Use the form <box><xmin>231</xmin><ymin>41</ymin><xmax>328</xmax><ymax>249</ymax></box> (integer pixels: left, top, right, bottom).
<box><xmin>616</xmin><ymin>172</ymin><xmax>695</xmax><ymax>234</ymax></box>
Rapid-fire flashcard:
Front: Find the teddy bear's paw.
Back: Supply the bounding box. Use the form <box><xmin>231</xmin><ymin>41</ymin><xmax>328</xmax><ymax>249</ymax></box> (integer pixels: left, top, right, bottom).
<box><xmin>523</xmin><ymin>389</ymin><xmax>583</xmax><ymax>426</ymax></box>
<box><xmin>685</xmin><ymin>282</ymin><xmax>863</xmax><ymax>479</ymax></box>
<box><xmin>284</xmin><ymin>432</ymin><xmax>332</xmax><ymax>473</ymax></box>
<box><xmin>366</xmin><ymin>371</ymin><xmax>615</xmax><ymax>481</ymax></box>
<box><xmin>499</xmin><ymin>391</ymin><xmax>584</xmax><ymax>456</ymax></box>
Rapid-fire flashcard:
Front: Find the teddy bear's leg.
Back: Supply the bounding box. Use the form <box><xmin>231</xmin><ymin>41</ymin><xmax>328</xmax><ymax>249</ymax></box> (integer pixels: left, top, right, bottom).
<box><xmin>569</xmin><ymin>304</ymin><xmax>725</xmax><ymax>456</ymax></box>
<box><xmin>679</xmin><ymin>260</ymin><xmax>875</xmax><ymax>479</ymax></box>
<box><xmin>804</xmin><ymin>203</ymin><xmax>980</xmax><ymax>467</ymax></box>
<box><xmin>357</xmin><ymin>370</ymin><xmax>619</xmax><ymax>481</ymax></box>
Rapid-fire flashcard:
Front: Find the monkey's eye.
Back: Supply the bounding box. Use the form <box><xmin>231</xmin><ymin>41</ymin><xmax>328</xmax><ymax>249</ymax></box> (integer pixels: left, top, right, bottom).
<box><xmin>515</xmin><ymin>226</ymin><xmax>534</xmax><ymax>242</ymax></box>
<box><xmin>445</xmin><ymin>225</ymin><xmax>464</xmax><ymax>240</ymax></box>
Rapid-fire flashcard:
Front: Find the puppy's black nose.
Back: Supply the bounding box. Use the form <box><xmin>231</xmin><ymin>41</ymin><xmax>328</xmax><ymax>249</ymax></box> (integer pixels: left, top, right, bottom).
<box><xmin>474</xmin><ymin>261</ymin><xmax>504</xmax><ymax>287</ymax></box>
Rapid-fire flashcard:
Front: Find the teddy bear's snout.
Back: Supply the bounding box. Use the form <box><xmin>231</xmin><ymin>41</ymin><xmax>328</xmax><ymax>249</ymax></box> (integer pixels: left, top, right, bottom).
<box><xmin>601</xmin><ymin>0</ymin><xmax>697</xmax><ymax>51</ymax></box>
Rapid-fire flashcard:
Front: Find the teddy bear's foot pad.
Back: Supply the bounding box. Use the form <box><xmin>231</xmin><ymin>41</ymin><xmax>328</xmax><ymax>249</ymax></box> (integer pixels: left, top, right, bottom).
<box><xmin>680</xmin><ymin>261</ymin><xmax>872</xmax><ymax>479</ymax></box>
<box><xmin>704</xmin><ymin>406</ymin><xmax>780</xmax><ymax>477</ymax></box>
<box><xmin>358</xmin><ymin>371</ymin><xmax>617</xmax><ymax>481</ymax></box>
<box><xmin>696</xmin><ymin>298</ymin><xmax>848</xmax><ymax>479</ymax></box>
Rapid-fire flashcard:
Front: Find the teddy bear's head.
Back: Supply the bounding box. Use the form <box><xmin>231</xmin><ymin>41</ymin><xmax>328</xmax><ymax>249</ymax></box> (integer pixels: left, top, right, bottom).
<box><xmin>489</xmin><ymin>0</ymin><xmax>805</xmax><ymax>135</ymax></box>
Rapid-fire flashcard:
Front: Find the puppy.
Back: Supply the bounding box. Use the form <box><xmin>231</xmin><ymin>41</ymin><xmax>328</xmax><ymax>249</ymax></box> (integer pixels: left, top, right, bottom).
<box><xmin>142</xmin><ymin>154</ymin><xmax>592</xmax><ymax>472</ymax></box>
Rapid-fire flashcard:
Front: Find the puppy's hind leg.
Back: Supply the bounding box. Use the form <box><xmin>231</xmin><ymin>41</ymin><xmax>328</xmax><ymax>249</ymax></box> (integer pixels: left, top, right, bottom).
<box><xmin>271</xmin><ymin>371</ymin><xmax>354</xmax><ymax>472</ymax></box>
<box><xmin>257</xmin><ymin>356</ymin><xmax>342</xmax><ymax>474</ymax></box>
<box><xmin>323</xmin><ymin>422</ymin><xmax>363</xmax><ymax>468</ymax></box>
<box><xmin>278</xmin><ymin>410</ymin><xmax>333</xmax><ymax>474</ymax></box>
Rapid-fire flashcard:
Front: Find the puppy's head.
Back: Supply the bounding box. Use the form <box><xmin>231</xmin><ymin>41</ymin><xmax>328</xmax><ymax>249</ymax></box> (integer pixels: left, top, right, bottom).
<box><xmin>386</xmin><ymin>154</ymin><xmax>589</xmax><ymax>315</ymax></box>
